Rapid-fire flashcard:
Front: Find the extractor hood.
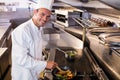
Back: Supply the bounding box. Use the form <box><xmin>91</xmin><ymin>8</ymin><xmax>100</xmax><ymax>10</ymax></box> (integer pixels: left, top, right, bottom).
<box><xmin>100</xmin><ymin>0</ymin><xmax>120</xmax><ymax>10</ymax></box>
<box><xmin>57</xmin><ymin>0</ymin><xmax>113</xmax><ymax>9</ymax></box>
<box><xmin>57</xmin><ymin>0</ymin><xmax>120</xmax><ymax>10</ymax></box>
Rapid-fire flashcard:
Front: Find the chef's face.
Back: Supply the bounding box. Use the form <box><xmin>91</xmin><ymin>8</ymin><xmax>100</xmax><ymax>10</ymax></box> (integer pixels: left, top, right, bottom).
<box><xmin>34</xmin><ymin>8</ymin><xmax>51</xmax><ymax>27</ymax></box>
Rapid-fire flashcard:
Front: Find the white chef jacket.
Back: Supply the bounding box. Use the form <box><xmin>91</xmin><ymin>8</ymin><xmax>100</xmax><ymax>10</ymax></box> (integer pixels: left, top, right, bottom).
<box><xmin>11</xmin><ymin>19</ymin><xmax>47</xmax><ymax>80</ymax></box>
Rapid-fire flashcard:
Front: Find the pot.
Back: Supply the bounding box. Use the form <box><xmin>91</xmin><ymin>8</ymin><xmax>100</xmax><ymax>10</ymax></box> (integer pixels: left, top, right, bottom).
<box><xmin>52</xmin><ymin>66</ymin><xmax>77</xmax><ymax>80</ymax></box>
<box><xmin>56</xmin><ymin>48</ymin><xmax>77</xmax><ymax>61</ymax></box>
<box><xmin>66</xmin><ymin>51</ymin><xmax>76</xmax><ymax>61</ymax></box>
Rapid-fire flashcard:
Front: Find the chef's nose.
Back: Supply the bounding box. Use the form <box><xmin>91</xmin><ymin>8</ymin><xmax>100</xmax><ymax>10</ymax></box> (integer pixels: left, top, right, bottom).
<box><xmin>43</xmin><ymin>16</ymin><xmax>49</xmax><ymax>22</ymax></box>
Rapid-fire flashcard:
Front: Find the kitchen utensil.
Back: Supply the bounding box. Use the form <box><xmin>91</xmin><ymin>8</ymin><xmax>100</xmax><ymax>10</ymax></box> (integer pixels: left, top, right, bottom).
<box><xmin>56</xmin><ymin>48</ymin><xmax>76</xmax><ymax>61</ymax></box>
<box><xmin>56</xmin><ymin>66</ymin><xmax>67</xmax><ymax>72</ymax></box>
<box><xmin>52</xmin><ymin>66</ymin><xmax>76</xmax><ymax>80</ymax></box>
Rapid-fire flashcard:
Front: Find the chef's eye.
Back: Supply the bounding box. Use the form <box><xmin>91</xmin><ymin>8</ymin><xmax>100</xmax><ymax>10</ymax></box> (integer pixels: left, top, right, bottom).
<box><xmin>41</xmin><ymin>13</ymin><xmax>45</xmax><ymax>16</ymax></box>
<box><xmin>47</xmin><ymin>15</ymin><xmax>50</xmax><ymax>19</ymax></box>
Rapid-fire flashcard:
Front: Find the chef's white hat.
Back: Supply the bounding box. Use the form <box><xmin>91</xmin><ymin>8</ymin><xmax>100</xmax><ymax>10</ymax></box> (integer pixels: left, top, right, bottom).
<box><xmin>34</xmin><ymin>0</ymin><xmax>54</xmax><ymax>10</ymax></box>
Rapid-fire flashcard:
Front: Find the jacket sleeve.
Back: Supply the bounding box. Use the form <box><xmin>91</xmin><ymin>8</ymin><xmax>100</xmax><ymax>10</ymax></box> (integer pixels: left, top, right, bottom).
<box><xmin>11</xmin><ymin>28</ymin><xmax>47</xmax><ymax>74</ymax></box>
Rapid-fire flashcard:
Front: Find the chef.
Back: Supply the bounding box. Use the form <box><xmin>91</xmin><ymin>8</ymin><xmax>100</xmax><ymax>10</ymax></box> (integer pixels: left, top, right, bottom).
<box><xmin>11</xmin><ymin>0</ymin><xmax>57</xmax><ymax>80</ymax></box>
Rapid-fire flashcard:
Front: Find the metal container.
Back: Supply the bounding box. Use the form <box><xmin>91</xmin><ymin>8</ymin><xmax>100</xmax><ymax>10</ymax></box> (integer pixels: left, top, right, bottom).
<box><xmin>55</xmin><ymin>10</ymin><xmax>82</xmax><ymax>27</ymax></box>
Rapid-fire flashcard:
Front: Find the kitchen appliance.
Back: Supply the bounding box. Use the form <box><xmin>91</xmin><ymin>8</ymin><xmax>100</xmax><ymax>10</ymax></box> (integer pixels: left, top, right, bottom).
<box><xmin>50</xmin><ymin>48</ymin><xmax>108</xmax><ymax>80</ymax></box>
<box><xmin>56</xmin><ymin>48</ymin><xmax>76</xmax><ymax>61</ymax></box>
<box><xmin>55</xmin><ymin>9</ymin><xmax>82</xmax><ymax>27</ymax></box>
<box><xmin>100</xmin><ymin>0</ymin><xmax>120</xmax><ymax>10</ymax></box>
<box><xmin>86</xmin><ymin>29</ymin><xmax>120</xmax><ymax>80</ymax></box>
<box><xmin>98</xmin><ymin>33</ymin><xmax>120</xmax><ymax>47</ymax></box>
<box><xmin>52</xmin><ymin>66</ymin><xmax>76</xmax><ymax>80</ymax></box>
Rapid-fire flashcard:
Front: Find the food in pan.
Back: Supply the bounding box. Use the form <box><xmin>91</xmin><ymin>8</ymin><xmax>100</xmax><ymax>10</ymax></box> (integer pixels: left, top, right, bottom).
<box><xmin>56</xmin><ymin>69</ymin><xmax>73</xmax><ymax>80</ymax></box>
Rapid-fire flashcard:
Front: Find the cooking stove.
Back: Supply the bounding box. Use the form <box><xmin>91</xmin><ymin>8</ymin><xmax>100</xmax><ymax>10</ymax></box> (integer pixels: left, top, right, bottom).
<box><xmin>53</xmin><ymin>72</ymin><xmax>98</xmax><ymax>80</ymax></box>
<box><xmin>52</xmin><ymin>48</ymin><xmax>107</xmax><ymax>80</ymax></box>
<box><xmin>86</xmin><ymin>28</ymin><xmax>120</xmax><ymax>80</ymax></box>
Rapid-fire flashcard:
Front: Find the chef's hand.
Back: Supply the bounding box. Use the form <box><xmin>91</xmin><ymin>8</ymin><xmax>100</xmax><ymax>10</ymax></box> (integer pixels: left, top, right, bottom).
<box><xmin>46</xmin><ymin>61</ymin><xmax>58</xmax><ymax>69</ymax></box>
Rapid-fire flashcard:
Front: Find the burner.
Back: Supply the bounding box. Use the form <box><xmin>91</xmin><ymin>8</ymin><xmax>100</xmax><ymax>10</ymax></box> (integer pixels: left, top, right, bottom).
<box><xmin>72</xmin><ymin>72</ymin><xmax>99</xmax><ymax>80</ymax></box>
<box><xmin>52</xmin><ymin>72</ymin><xmax>99</xmax><ymax>80</ymax></box>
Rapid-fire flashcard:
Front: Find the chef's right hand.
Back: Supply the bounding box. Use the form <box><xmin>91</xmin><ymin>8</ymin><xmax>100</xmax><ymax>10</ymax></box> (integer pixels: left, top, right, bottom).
<box><xmin>46</xmin><ymin>61</ymin><xmax>58</xmax><ymax>69</ymax></box>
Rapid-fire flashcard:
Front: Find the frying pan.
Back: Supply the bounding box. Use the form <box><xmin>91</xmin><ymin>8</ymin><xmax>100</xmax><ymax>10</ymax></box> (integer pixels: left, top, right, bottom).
<box><xmin>56</xmin><ymin>48</ymin><xmax>77</xmax><ymax>61</ymax></box>
<box><xmin>52</xmin><ymin>66</ymin><xmax>77</xmax><ymax>80</ymax></box>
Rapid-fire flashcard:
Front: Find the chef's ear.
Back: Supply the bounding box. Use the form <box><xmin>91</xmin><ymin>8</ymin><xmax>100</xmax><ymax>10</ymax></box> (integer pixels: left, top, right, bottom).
<box><xmin>33</xmin><ymin>9</ymin><xmax>39</xmax><ymax>15</ymax></box>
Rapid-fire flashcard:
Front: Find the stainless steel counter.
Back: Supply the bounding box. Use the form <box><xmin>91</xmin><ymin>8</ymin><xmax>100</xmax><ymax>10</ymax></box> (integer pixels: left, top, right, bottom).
<box><xmin>0</xmin><ymin>25</ymin><xmax>10</xmax><ymax>40</ymax></box>
<box><xmin>45</xmin><ymin>28</ymin><xmax>83</xmax><ymax>49</ymax></box>
<box><xmin>0</xmin><ymin>48</ymin><xmax>8</xmax><ymax>79</ymax></box>
<box><xmin>0</xmin><ymin>23</ymin><xmax>12</xmax><ymax>47</ymax></box>
<box><xmin>86</xmin><ymin>32</ymin><xmax>120</xmax><ymax>80</ymax></box>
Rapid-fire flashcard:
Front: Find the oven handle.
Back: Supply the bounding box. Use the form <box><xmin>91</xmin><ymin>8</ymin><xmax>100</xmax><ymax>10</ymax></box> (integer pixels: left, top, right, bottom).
<box><xmin>110</xmin><ymin>47</ymin><xmax>120</xmax><ymax>57</ymax></box>
<box><xmin>99</xmin><ymin>33</ymin><xmax>120</xmax><ymax>40</ymax></box>
<box><xmin>99</xmin><ymin>40</ymin><xmax>120</xmax><ymax>56</ymax></box>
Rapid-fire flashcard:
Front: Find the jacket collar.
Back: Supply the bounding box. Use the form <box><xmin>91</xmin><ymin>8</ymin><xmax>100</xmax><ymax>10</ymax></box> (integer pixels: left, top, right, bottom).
<box><xmin>30</xmin><ymin>19</ymin><xmax>43</xmax><ymax>32</ymax></box>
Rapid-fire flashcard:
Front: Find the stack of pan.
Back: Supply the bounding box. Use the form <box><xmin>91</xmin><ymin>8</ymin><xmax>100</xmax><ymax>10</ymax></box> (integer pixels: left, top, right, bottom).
<box><xmin>86</xmin><ymin>27</ymin><xmax>120</xmax><ymax>80</ymax></box>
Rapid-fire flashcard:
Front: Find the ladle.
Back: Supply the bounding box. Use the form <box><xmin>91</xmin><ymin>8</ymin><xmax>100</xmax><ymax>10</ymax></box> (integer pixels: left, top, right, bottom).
<box><xmin>56</xmin><ymin>48</ymin><xmax>68</xmax><ymax>58</ymax></box>
<box><xmin>56</xmin><ymin>48</ymin><xmax>76</xmax><ymax>61</ymax></box>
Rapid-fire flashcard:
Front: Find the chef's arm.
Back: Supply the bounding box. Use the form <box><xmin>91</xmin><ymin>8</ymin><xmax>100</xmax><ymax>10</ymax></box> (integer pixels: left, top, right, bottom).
<box><xmin>11</xmin><ymin>30</ymin><xmax>47</xmax><ymax>73</ymax></box>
